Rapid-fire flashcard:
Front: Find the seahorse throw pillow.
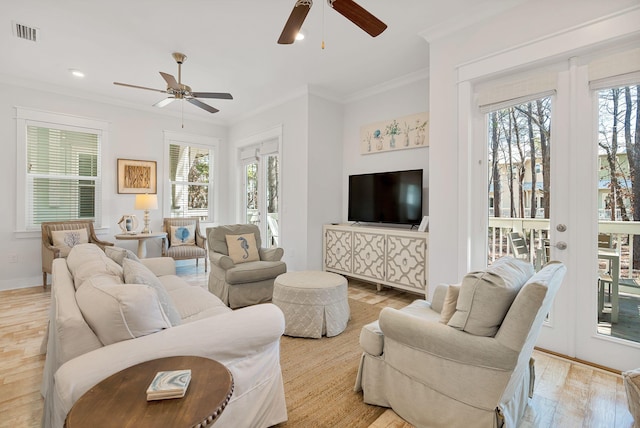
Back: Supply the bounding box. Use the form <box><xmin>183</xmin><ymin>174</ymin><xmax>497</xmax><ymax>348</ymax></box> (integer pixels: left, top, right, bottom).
<box><xmin>225</xmin><ymin>233</ymin><xmax>260</xmax><ymax>264</ymax></box>
<box><xmin>170</xmin><ymin>225</ymin><xmax>196</xmax><ymax>247</ymax></box>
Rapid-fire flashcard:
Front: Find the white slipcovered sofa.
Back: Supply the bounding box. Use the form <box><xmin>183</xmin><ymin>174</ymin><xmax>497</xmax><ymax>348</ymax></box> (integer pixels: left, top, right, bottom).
<box><xmin>355</xmin><ymin>257</ymin><xmax>566</xmax><ymax>428</ymax></box>
<box><xmin>41</xmin><ymin>243</ymin><xmax>287</xmax><ymax>428</ymax></box>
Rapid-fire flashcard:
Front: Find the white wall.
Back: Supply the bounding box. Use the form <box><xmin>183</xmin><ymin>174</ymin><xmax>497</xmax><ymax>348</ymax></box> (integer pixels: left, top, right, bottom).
<box><xmin>426</xmin><ymin>0</ymin><xmax>640</xmax><ymax>289</ymax></box>
<box><xmin>228</xmin><ymin>93</ymin><xmax>310</xmax><ymax>271</ymax></box>
<box><xmin>0</xmin><ymin>81</ymin><xmax>226</xmax><ymax>290</ymax></box>
<box><xmin>342</xmin><ymin>77</ymin><xmax>430</xmax><ymax>223</ymax></box>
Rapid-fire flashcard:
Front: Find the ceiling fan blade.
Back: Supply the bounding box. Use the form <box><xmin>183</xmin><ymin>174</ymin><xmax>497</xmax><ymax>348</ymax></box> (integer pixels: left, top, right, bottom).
<box><xmin>191</xmin><ymin>92</ymin><xmax>233</xmax><ymax>100</ymax></box>
<box><xmin>278</xmin><ymin>0</ymin><xmax>312</xmax><ymax>44</ymax></box>
<box><xmin>187</xmin><ymin>98</ymin><xmax>219</xmax><ymax>114</ymax></box>
<box><xmin>159</xmin><ymin>72</ymin><xmax>180</xmax><ymax>90</ymax></box>
<box><xmin>153</xmin><ymin>97</ymin><xmax>176</xmax><ymax>108</ymax></box>
<box><xmin>330</xmin><ymin>0</ymin><xmax>387</xmax><ymax>37</ymax></box>
<box><xmin>113</xmin><ymin>82</ymin><xmax>167</xmax><ymax>94</ymax></box>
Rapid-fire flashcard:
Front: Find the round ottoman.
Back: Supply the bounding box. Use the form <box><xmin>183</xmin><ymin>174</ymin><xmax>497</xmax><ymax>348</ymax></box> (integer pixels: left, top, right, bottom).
<box><xmin>272</xmin><ymin>271</ymin><xmax>350</xmax><ymax>338</ymax></box>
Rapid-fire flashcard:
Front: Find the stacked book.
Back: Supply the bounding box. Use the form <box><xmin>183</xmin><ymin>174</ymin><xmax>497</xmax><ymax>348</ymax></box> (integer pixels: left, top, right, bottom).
<box><xmin>146</xmin><ymin>369</ymin><xmax>191</xmax><ymax>401</ymax></box>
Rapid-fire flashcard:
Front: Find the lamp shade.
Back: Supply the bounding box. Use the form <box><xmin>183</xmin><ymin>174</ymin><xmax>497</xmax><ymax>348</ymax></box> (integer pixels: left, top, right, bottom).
<box><xmin>134</xmin><ymin>194</ymin><xmax>158</xmax><ymax>210</ymax></box>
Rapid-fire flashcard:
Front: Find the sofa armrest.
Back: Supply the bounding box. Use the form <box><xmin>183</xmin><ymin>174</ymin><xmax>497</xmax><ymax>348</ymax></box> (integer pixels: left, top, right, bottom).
<box><xmin>210</xmin><ymin>252</ymin><xmax>235</xmax><ymax>270</ymax></box>
<box><xmin>259</xmin><ymin>247</ymin><xmax>284</xmax><ymax>261</ymax></box>
<box><xmin>379</xmin><ymin>307</ymin><xmax>518</xmax><ymax>371</ymax></box>
<box><xmin>48</xmin><ymin>304</ymin><xmax>285</xmax><ymax>428</ymax></box>
<box><xmin>141</xmin><ymin>257</ymin><xmax>176</xmax><ymax>276</ymax></box>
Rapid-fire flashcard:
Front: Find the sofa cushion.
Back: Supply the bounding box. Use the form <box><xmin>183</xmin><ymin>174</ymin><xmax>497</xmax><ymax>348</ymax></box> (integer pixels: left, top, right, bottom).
<box><xmin>76</xmin><ymin>274</ymin><xmax>171</xmax><ymax>346</ymax></box>
<box><xmin>105</xmin><ymin>246</ymin><xmax>140</xmax><ymax>265</ymax></box>
<box><xmin>122</xmin><ymin>259</ymin><xmax>182</xmax><ymax>327</ymax></box>
<box><xmin>162</xmin><ymin>279</ymin><xmax>231</xmax><ymax>322</ymax></box>
<box><xmin>226</xmin><ymin>233</ymin><xmax>260</xmax><ymax>264</ymax></box>
<box><xmin>448</xmin><ymin>257</ymin><xmax>534</xmax><ymax>337</ymax></box>
<box><xmin>170</xmin><ymin>224</ymin><xmax>196</xmax><ymax>246</ymax></box>
<box><xmin>226</xmin><ymin>260</ymin><xmax>287</xmax><ymax>284</ymax></box>
<box><xmin>51</xmin><ymin>228</ymin><xmax>89</xmax><ymax>257</ymax></box>
<box><xmin>66</xmin><ymin>243</ymin><xmax>123</xmax><ymax>290</ymax></box>
<box><xmin>439</xmin><ymin>285</ymin><xmax>460</xmax><ymax>324</ymax></box>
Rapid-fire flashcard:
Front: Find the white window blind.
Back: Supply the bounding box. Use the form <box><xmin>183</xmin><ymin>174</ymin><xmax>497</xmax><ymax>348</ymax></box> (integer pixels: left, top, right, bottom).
<box><xmin>26</xmin><ymin>124</ymin><xmax>101</xmax><ymax>227</ymax></box>
<box><xmin>476</xmin><ymin>69</ymin><xmax>558</xmax><ymax>113</ymax></box>
<box><xmin>168</xmin><ymin>143</ymin><xmax>212</xmax><ymax>219</ymax></box>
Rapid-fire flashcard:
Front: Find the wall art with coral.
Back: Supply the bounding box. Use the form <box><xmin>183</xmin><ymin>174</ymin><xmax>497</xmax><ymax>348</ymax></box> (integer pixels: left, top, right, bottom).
<box><xmin>360</xmin><ymin>112</ymin><xmax>429</xmax><ymax>155</ymax></box>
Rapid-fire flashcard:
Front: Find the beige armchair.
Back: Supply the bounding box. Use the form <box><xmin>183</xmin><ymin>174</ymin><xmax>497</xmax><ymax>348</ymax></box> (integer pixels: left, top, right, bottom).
<box><xmin>355</xmin><ymin>257</ymin><xmax>566</xmax><ymax>428</ymax></box>
<box><xmin>161</xmin><ymin>217</ymin><xmax>207</xmax><ymax>272</ymax></box>
<box><xmin>207</xmin><ymin>224</ymin><xmax>287</xmax><ymax>309</ymax></box>
<box><xmin>41</xmin><ymin>220</ymin><xmax>113</xmax><ymax>288</ymax></box>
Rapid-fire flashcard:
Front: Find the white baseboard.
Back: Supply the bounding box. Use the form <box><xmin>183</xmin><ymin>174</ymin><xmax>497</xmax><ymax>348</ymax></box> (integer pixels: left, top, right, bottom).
<box><xmin>0</xmin><ymin>276</ymin><xmax>43</xmax><ymax>291</ymax></box>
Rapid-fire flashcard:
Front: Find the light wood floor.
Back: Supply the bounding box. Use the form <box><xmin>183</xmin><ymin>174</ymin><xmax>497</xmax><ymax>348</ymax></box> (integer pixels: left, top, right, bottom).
<box><xmin>0</xmin><ymin>264</ymin><xmax>634</xmax><ymax>428</ymax></box>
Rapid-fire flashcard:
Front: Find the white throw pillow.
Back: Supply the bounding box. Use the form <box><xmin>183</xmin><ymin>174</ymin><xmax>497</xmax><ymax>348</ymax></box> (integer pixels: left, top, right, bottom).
<box><xmin>170</xmin><ymin>224</ymin><xmax>196</xmax><ymax>246</ymax></box>
<box><xmin>105</xmin><ymin>246</ymin><xmax>140</xmax><ymax>265</ymax></box>
<box><xmin>225</xmin><ymin>233</ymin><xmax>260</xmax><ymax>264</ymax></box>
<box><xmin>439</xmin><ymin>285</ymin><xmax>460</xmax><ymax>324</ymax></box>
<box><xmin>447</xmin><ymin>257</ymin><xmax>534</xmax><ymax>336</ymax></box>
<box><xmin>76</xmin><ymin>274</ymin><xmax>171</xmax><ymax>346</ymax></box>
<box><xmin>66</xmin><ymin>243</ymin><xmax>123</xmax><ymax>290</ymax></box>
<box><xmin>51</xmin><ymin>229</ymin><xmax>89</xmax><ymax>257</ymax></box>
<box><xmin>122</xmin><ymin>258</ymin><xmax>182</xmax><ymax>326</ymax></box>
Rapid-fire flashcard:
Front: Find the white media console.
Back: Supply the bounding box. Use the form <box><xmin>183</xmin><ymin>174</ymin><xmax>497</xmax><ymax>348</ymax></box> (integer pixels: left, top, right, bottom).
<box><xmin>322</xmin><ymin>224</ymin><xmax>428</xmax><ymax>296</ymax></box>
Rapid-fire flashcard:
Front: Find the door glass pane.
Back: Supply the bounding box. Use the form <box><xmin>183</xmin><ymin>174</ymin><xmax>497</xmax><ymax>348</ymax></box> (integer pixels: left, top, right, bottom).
<box><xmin>487</xmin><ymin>97</ymin><xmax>552</xmax><ymax>270</ymax></box>
<box><xmin>265</xmin><ymin>154</ymin><xmax>280</xmax><ymax>247</ymax></box>
<box><xmin>596</xmin><ymin>84</ymin><xmax>640</xmax><ymax>343</ymax></box>
<box><xmin>245</xmin><ymin>162</ymin><xmax>259</xmax><ymax>225</ymax></box>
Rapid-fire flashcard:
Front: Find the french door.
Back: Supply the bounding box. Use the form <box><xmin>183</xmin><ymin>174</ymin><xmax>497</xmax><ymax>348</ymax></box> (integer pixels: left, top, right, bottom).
<box><xmin>484</xmin><ymin>60</ymin><xmax>640</xmax><ymax>371</ymax></box>
<box><xmin>240</xmin><ymin>141</ymin><xmax>280</xmax><ymax>248</ymax></box>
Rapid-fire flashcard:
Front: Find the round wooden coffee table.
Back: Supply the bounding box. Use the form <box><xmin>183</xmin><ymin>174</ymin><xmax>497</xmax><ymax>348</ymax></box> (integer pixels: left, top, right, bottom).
<box><xmin>66</xmin><ymin>356</ymin><xmax>233</xmax><ymax>428</ymax></box>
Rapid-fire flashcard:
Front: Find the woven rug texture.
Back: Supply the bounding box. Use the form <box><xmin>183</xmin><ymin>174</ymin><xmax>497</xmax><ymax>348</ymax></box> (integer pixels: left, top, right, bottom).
<box><xmin>275</xmin><ymin>298</ymin><xmax>385</xmax><ymax>427</ymax></box>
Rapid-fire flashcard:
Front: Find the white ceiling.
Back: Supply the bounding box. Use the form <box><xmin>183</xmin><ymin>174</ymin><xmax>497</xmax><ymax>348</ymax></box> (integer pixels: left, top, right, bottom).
<box><xmin>3</xmin><ymin>0</ymin><xmax>519</xmax><ymax>124</ymax></box>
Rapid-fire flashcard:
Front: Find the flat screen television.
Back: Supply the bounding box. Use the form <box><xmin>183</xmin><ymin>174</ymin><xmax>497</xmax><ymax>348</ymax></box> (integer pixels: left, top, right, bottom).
<box><xmin>348</xmin><ymin>169</ymin><xmax>423</xmax><ymax>225</ymax></box>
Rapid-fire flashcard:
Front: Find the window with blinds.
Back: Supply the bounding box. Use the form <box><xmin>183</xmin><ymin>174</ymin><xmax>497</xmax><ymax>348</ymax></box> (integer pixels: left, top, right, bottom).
<box><xmin>168</xmin><ymin>143</ymin><xmax>212</xmax><ymax>220</ymax></box>
<box><xmin>26</xmin><ymin>125</ymin><xmax>101</xmax><ymax>227</ymax></box>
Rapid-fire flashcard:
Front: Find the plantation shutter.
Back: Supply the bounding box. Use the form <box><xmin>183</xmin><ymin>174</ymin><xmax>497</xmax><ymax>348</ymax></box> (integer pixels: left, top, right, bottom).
<box><xmin>168</xmin><ymin>143</ymin><xmax>211</xmax><ymax>219</ymax></box>
<box><xmin>26</xmin><ymin>124</ymin><xmax>101</xmax><ymax>226</ymax></box>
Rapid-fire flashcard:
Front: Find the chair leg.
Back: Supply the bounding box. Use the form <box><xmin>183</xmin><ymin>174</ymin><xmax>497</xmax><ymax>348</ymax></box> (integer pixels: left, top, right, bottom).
<box><xmin>205</xmin><ymin>257</ymin><xmax>208</xmax><ymax>273</ymax></box>
<box><xmin>43</xmin><ymin>272</ymin><xmax>48</xmax><ymax>289</ymax></box>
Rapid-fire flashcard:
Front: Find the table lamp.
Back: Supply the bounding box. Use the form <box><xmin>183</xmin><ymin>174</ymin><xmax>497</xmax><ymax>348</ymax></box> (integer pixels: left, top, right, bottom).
<box><xmin>135</xmin><ymin>194</ymin><xmax>158</xmax><ymax>234</ymax></box>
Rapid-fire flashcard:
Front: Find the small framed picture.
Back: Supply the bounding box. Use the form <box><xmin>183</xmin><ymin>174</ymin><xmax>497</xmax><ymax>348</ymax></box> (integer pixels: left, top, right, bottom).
<box><xmin>117</xmin><ymin>159</ymin><xmax>157</xmax><ymax>194</ymax></box>
<box><xmin>418</xmin><ymin>216</ymin><xmax>429</xmax><ymax>232</ymax></box>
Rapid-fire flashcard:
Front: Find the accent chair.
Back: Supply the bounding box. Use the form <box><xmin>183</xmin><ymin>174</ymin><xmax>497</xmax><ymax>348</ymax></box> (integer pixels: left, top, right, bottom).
<box><xmin>41</xmin><ymin>220</ymin><xmax>113</xmax><ymax>288</ymax></box>
<box><xmin>207</xmin><ymin>224</ymin><xmax>286</xmax><ymax>309</ymax></box>
<box><xmin>162</xmin><ymin>217</ymin><xmax>208</xmax><ymax>272</ymax></box>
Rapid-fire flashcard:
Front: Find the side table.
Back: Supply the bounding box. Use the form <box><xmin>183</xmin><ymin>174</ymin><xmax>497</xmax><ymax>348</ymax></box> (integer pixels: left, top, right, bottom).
<box><xmin>66</xmin><ymin>356</ymin><xmax>233</xmax><ymax>428</ymax></box>
<box><xmin>115</xmin><ymin>232</ymin><xmax>167</xmax><ymax>258</ymax></box>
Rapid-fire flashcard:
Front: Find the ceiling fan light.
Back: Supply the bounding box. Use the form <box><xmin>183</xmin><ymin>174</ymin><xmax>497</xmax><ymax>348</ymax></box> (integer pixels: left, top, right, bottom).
<box><xmin>295</xmin><ymin>30</ymin><xmax>306</xmax><ymax>41</ymax></box>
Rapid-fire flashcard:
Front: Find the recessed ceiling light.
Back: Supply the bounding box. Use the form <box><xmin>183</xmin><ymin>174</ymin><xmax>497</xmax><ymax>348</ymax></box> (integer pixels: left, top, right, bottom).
<box><xmin>69</xmin><ymin>69</ymin><xmax>85</xmax><ymax>78</ymax></box>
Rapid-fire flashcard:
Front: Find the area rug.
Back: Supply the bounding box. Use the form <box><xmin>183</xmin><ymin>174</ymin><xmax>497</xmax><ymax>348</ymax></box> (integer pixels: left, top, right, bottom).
<box><xmin>276</xmin><ymin>298</ymin><xmax>386</xmax><ymax>427</ymax></box>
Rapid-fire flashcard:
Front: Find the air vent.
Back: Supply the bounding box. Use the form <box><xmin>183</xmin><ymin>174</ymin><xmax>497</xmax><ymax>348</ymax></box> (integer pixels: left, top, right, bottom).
<box><xmin>13</xmin><ymin>22</ymin><xmax>39</xmax><ymax>42</ymax></box>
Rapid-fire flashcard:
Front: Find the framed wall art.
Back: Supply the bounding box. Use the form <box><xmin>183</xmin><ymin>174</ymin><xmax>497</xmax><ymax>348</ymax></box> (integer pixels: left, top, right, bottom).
<box><xmin>360</xmin><ymin>112</ymin><xmax>429</xmax><ymax>155</ymax></box>
<box><xmin>117</xmin><ymin>159</ymin><xmax>157</xmax><ymax>194</ymax></box>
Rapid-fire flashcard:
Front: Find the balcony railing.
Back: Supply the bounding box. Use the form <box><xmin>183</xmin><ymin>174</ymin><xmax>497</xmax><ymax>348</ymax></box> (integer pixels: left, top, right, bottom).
<box><xmin>488</xmin><ymin>217</ymin><xmax>640</xmax><ymax>279</ymax></box>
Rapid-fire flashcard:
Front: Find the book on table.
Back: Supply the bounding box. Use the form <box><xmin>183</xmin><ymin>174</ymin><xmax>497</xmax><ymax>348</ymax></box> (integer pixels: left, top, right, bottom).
<box><xmin>146</xmin><ymin>369</ymin><xmax>191</xmax><ymax>401</ymax></box>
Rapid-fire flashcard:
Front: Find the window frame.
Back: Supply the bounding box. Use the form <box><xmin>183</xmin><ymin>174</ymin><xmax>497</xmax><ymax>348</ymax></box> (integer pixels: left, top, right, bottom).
<box><xmin>163</xmin><ymin>131</ymin><xmax>219</xmax><ymax>222</ymax></box>
<box><xmin>15</xmin><ymin>107</ymin><xmax>108</xmax><ymax>235</ymax></box>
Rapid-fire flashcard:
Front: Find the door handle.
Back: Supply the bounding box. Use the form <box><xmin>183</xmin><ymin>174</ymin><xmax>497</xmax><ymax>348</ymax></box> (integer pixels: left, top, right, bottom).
<box><xmin>554</xmin><ymin>241</ymin><xmax>567</xmax><ymax>250</ymax></box>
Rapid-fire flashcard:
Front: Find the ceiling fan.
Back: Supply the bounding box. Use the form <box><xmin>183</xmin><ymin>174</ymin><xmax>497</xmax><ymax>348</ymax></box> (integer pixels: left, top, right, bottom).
<box><xmin>113</xmin><ymin>52</ymin><xmax>232</xmax><ymax>114</ymax></box>
<box><xmin>278</xmin><ymin>0</ymin><xmax>387</xmax><ymax>45</ymax></box>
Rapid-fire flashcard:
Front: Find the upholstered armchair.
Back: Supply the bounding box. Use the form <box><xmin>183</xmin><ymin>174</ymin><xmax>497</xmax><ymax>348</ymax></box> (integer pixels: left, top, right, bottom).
<box><xmin>41</xmin><ymin>220</ymin><xmax>113</xmax><ymax>288</ymax></box>
<box><xmin>207</xmin><ymin>224</ymin><xmax>287</xmax><ymax>309</ymax></box>
<box><xmin>161</xmin><ymin>217</ymin><xmax>207</xmax><ymax>272</ymax></box>
<box><xmin>355</xmin><ymin>257</ymin><xmax>566</xmax><ymax>428</ymax></box>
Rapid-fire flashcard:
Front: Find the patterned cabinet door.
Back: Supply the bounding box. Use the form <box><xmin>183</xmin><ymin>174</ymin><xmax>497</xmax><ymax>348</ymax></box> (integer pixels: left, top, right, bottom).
<box><xmin>386</xmin><ymin>235</ymin><xmax>427</xmax><ymax>291</ymax></box>
<box><xmin>352</xmin><ymin>232</ymin><xmax>385</xmax><ymax>281</ymax></box>
<box><xmin>324</xmin><ymin>228</ymin><xmax>352</xmax><ymax>273</ymax></box>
